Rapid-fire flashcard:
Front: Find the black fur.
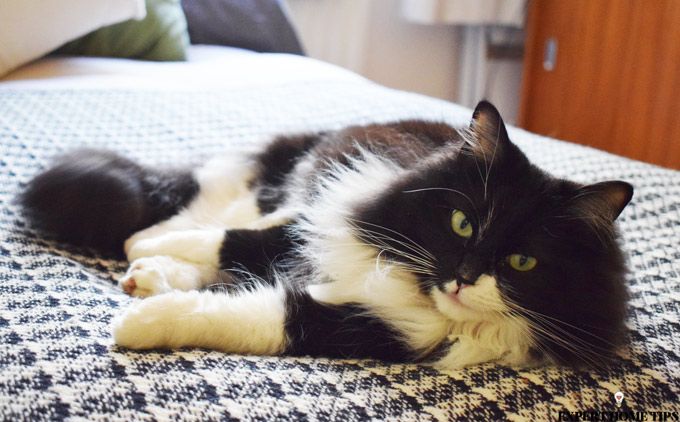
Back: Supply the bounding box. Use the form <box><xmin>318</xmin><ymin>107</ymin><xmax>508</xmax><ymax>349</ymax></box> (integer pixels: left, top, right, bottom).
<box><xmin>249</xmin><ymin>122</ymin><xmax>462</xmax><ymax>213</ymax></box>
<box><xmin>284</xmin><ymin>289</ymin><xmax>414</xmax><ymax>361</ymax></box>
<box><xmin>218</xmin><ymin>225</ymin><xmax>297</xmax><ymax>283</ymax></box>
<box><xmin>20</xmin><ymin>149</ymin><xmax>198</xmax><ymax>254</ymax></box>
<box><xmin>251</xmin><ymin>134</ymin><xmax>320</xmax><ymax>213</ymax></box>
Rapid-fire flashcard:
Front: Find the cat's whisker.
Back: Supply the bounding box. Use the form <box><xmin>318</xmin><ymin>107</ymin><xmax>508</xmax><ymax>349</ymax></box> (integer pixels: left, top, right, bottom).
<box><xmin>503</xmin><ymin>312</ymin><xmax>541</xmax><ymax>348</ymax></box>
<box><xmin>420</xmin><ymin>277</ymin><xmax>439</xmax><ymax>290</ymax></box>
<box><xmin>525</xmin><ymin>321</ymin><xmax>606</xmax><ymax>368</ymax></box>
<box><xmin>330</xmin><ymin>240</ymin><xmax>437</xmax><ymax>276</ymax></box>
<box><xmin>504</xmin><ymin>300</ymin><xmax>618</xmax><ymax>348</ymax></box>
<box><xmin>509</xmin><ymin>313</ymin><xmax>598</xmax><ymax>366</ymax></box>
<box><xmin>375</xmin><ymin>249</ymin><xmax>389</xmax><ymax>274</ymax></box>
<box><xmin>504</xmin><ymin>309</ymin><xmax>599</xmax><ymax>364</ymax></box>
<box><xmin>502</xmin><ymin>311</ymin><xmax>605</xmax><ymax>350</ymax></box>
<box><xmin>485</xmin><ymin>294</ymin><xmax>615</xmax><ymax>367</ymax></box>
<box><xmin>347</xmin><ymin>224</ymin><xmax>437</xmax><ymax>268</ymax></box>
<box><xmin>464</xmin><ymin>288</ymin><xmax>614</xmax><ymax>362</ymax></box>
<box><xmin>522</xmin><ymin>313</ymin><xmax>610</xmax><ymax>356</ymax></box>
<box><xmin>347</xmin><ymin>218</ymin><xmax>436</xmax><ymax>262</ymax></box>
<box><xmin>356</xmin><ymin>235</ymin><xmax>436</xmax><ymax>271</ymax></box>
<box><xmin>347</xmin><ymin>221</ymin><xmax>431</xmax><ymax>259</ymax></box>
<box><xmin>503</xmin><ymin>311</ymin><xmax>616</xmax><ymax>368</ymax></box>
<box><xmin>481</xmin><ymin>121</ymin><xmax>502</xmax><ymax>202</ymax></box>
<box><xmin>223</xmin><ymin>266</ymin><xmax>273</xmax><ymax>293</ymax></box>
<box><xmin>358</xmin><ymin>232</ymin><xmax>436</xmax><ymax>269</ymax></box>
<box><xmin>401</xmin><ymin>187</ymin><xmax>480</xmax><ymax>223</ymax></box>
<box><xmin>458</xmin><ymin>126</ymin><xmax>490</xmax><ymax>203</ymax></box>
<box><xmin>477</xmin><ymin>197</ymin><xmax>496</xmax><ymax>240</ymax></box>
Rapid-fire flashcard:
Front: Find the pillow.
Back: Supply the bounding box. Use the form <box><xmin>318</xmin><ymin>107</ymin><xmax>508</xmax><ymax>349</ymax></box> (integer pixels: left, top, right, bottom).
<box><xmin>0</xmin><ymin>0</ymin><xmax>146</xmax><ymax>77</ymax></box>
<box><xmin>181</xmin><ymin>0</ymin><xmax>304</xmax><ymax>55</ymax></box>
<box><xmin>55</xmin><ymin>0</ymin><xmax>190</xmax><ymax>61</ymax></box>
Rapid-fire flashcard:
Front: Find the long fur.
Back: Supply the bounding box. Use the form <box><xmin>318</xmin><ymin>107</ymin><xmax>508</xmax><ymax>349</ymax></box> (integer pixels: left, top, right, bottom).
<box><xmin>21</xmin><ymin>149</ymin><xmax>199</xmax><ymax>254</ymax></box>
<box><xmin>21</xmin><ymin>101</ymin><xmax>634</xmax><ymax>369</ymax></box>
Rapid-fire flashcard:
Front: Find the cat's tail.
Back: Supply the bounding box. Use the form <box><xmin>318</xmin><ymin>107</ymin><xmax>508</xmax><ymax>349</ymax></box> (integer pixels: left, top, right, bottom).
<box><xmin>20</xmin><ymin>149</ymin><xmax>199</xmax><ymax>255</ymax></box>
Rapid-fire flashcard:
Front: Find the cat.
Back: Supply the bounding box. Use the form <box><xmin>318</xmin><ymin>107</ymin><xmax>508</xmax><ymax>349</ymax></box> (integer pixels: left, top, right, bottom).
<box><xmin>21</xmin><ymin>101</ymin><xmax>633</xmax><ymax>368</ymax></box>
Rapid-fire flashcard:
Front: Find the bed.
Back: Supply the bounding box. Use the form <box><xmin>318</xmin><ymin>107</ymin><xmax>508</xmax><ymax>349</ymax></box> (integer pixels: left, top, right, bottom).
<box><xmin>1</xmin><ymin>45</ymin><xmax>678</xmax><ymax>420</ymax></box>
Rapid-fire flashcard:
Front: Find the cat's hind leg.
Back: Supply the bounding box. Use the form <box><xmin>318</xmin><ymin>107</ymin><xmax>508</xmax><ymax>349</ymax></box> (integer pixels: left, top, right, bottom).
<box><xmin>123</xmin><ymin>156</ymin><xmax>261</xmax><ymax>253</ymax></box>
<box><xmin>118</xmin><ymin>256</ymin><xmax>219</xmax><ymax>297</ymax></box>
<box><xmin>119</xmin><ymin>223</ymin><xmax>296</xmax><ymax>297</ymax></box>
<box><xmin>119</xmin><ymin>228</ymin><xmax>225</xmax><ymax>297</ymax></box>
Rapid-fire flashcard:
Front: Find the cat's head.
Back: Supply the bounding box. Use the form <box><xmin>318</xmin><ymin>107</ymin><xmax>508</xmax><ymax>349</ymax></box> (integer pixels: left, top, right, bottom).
<box><xmin>355</xmin><ymin>101</ymin><xmax>633</xmax><ymax>367</ymax></box>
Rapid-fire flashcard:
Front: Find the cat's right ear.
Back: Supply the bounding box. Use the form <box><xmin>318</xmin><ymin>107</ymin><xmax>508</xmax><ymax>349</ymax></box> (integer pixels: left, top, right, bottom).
<box><xmin>464</xmin><ymin>100</ymin><xmax>510</xmax><ymax>159</ymax></box>
<box><xmin>572</xmin><ymin>181</ymin><xmax>634</xmax><ymax>222</ymax></box>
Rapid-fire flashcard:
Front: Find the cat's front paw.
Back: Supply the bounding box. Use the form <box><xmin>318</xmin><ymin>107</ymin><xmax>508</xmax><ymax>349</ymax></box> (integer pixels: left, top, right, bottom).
<box><xmin>112</xmin><ymin>291</ymin><xmax>201</xmax><ymax>350</ymax></box>
<box><xmin>432</xmin><ymin>335</ymin><xmax>499</xmax><ymax>369</ymax></box>
<box><xmin>118</xmin><ymin>257</ymin><xmax>171</xmax><ymax>298</ymax></box>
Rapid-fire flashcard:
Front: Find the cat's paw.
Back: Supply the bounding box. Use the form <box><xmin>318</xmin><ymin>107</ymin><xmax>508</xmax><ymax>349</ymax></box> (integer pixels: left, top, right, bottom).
<box><xmin>118</xmin><ymin>257</ymin><xmax>172</xmax><ymax>298</ymax></box>
<box><xmin>432</xmin><ymin>335</ymin><xmax>499</xmax><ymax>369</ymax></box>
<box><xmin>112</xmin><ymin>291</ymin><xmax>201</xmax><ymax>350</ymax></box>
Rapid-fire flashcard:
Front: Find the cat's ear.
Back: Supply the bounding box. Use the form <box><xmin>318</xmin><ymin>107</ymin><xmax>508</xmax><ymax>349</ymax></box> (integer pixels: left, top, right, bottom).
<box><xmin>572</xmin><ymin>181</ymin><xmax>634</xmax><ymax>222</ymax></box>
<box><xmin>465</xmin><ymin>100</ymin><xmax>510</xmax><ymax>158</ymax></box>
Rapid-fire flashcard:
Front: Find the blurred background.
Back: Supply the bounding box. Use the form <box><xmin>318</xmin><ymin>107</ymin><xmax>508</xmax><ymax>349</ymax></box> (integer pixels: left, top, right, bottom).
<box><xmin>286</xmin><ymin>0</ymin><xmax>680</xmax><ymax>170</ymax></box>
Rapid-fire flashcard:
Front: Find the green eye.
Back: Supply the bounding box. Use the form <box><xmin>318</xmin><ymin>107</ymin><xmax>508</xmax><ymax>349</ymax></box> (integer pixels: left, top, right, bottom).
<box><xmin>507</xmin><ymin>254</ymin><xmax>538</xmax><ymax>272</ymax></box>
<box><xmin>451</xmin><ymin>209</ymin><xmax>473</xmax><ymax>238</ymax></box>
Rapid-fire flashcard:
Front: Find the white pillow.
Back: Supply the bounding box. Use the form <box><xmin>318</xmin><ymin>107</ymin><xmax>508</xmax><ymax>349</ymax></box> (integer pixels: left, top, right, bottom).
<box><xmin>0</xmin><ymin>0</ymin><xmax>146</xmax><ymax>77</ymax></box>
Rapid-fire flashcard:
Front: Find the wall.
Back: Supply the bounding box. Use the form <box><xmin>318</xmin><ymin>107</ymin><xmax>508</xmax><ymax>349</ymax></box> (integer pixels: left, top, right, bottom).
<box><xmin>286</xmin><ymin>0</ymin><xmax>523</xmax><ymax>123</ymax></box>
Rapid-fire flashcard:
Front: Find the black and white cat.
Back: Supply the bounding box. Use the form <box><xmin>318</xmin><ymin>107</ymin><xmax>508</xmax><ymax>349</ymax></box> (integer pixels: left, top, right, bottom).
<box><xmin>22</xmin><ymin>101</ymin><xmax>633</xmax><ymax>368</ymax></box>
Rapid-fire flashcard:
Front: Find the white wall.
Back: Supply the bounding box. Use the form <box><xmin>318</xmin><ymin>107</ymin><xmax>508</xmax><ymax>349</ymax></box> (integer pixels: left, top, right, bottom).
<box><xmin>362</xmin><ymin>0</ymin><xmax>461</xmax><ymax>101</ymax></box>
<box><xmin>286</xmin><ymin>0</ymin><xmax>523</xmax><ymax>123</ymax></box>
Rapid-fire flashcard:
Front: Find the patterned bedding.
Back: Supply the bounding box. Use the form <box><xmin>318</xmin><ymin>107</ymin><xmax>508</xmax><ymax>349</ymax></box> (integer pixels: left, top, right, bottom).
<box><xmin>0</xmin><ymin>52</ymin><xmax>678</xmax><ymax>420</ymax></box>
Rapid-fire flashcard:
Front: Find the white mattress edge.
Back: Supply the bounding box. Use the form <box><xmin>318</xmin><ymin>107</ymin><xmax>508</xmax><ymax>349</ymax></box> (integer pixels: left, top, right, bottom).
<box><xmin>0</xmin><ymin>45</ymin><xmax>367</xmax><ymax>91</ymax></box>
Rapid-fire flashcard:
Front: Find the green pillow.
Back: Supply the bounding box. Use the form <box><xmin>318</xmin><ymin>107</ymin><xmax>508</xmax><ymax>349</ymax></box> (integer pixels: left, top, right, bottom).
<box><xmin>55</xmin><ymin>0</ymin><xmax>189</xmax><ymax>61</ymax></box>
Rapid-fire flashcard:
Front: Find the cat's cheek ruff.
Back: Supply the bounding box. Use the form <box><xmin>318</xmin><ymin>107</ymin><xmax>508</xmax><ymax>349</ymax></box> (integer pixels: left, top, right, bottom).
<box><xmin>294</xmin><ymin>148</ymin><xmax>409</xmax><ymax>286</ymax></box>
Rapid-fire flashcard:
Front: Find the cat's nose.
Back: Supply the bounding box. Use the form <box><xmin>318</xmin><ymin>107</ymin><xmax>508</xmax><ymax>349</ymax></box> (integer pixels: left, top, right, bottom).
<box><xmin>455</xmin><ymin>254</ymin><xmax>484</xmax><ymax>286</ymax></box>
<box><xmin>455</xmin><ymin>276</ymin><xmax>476</xmax><ymax>287</ymax></box>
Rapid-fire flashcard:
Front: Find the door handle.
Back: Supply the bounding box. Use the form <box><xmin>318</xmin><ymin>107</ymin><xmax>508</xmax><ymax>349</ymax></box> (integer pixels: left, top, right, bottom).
<box><xmin>543</xmin><ymin>37</ymin><xmax>558</xmax><ymax>71</ymax></box>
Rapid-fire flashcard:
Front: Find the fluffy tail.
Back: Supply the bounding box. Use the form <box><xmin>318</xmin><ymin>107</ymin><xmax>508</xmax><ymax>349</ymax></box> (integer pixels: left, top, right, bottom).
<box><xmin>20</xmin><ymin>149</ymin><xmax>199</xmax><ymax>255</ymax></box>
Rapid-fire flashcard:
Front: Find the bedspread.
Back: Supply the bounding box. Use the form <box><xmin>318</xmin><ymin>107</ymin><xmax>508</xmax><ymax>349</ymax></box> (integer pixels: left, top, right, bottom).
<box><xmin>0</xmin><ymin>60</ymin><xmax>678</xmax><ymax>420</ymax></box>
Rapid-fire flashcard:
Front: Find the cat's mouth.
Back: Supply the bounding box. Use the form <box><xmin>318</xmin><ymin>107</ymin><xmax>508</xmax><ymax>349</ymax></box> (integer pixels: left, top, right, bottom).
<box><xmin>433</xmin><ymin>276</ymin><xmax>506</xmax><ymax>321</ymax></box>
<box><xmin>447</xmin><ymin>284</ymin><xmax>472</xmax><ymax>309</ymax></box>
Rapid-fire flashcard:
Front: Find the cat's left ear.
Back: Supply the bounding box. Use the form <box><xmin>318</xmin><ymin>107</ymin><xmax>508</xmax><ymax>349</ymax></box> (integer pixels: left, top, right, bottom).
<box><xmin>465</xmin><ymin>100</ymin><xmax>510</xmax><ymax>158</ymax></box>
<box><xmin>573</xmin><ymin>181</ymin><xmax>634</xmax><ymax>222</ymax></box>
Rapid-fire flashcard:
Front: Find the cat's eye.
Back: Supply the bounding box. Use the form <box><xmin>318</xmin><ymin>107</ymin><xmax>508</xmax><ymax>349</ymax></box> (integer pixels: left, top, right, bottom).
<box><xmin>506</xmin><ymin>254</ymin><xmax>538</xmax><ymax>272</ymax></box>
<box><xmin>451</xmin><ymin>209</ymin><xmax>473</xmax><ymax>238</ymax></box>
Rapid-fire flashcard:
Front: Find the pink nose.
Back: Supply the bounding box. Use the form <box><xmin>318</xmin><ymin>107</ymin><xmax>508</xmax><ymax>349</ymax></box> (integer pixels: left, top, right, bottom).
<box><xmin>453</xmin><ymin>282</ymin><xmax>470</xmax><ymax>295</ymax></box>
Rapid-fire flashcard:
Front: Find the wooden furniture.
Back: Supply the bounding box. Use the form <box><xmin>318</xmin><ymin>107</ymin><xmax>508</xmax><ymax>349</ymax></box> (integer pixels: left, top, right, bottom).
<box><xmin>520</xmin><ymin>0</ymin><xmax>680</xmax><ymax>169</ymax></box>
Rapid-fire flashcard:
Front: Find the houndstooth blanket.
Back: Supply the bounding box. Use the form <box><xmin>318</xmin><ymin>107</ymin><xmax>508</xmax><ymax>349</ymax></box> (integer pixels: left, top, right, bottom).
<box><xmin>1</xmin><ymin>60</ymin><xmax>679</xmax><ymax>420</ymax></box>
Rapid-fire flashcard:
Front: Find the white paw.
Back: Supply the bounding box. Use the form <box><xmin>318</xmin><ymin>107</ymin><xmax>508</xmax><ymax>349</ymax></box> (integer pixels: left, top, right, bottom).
<box><xmin>118</xmin><ymin>257</ymin><xmax>171</xmax><ymax>298</ymax></box>
<box><xmin>112</xmin><ymin>291</ymin><xmax>201</xmax><ymax>350</ymax></box>
<box><xmin>433</xmin><ymin>336</ymin><xmax>499</xmax><ymax>369</ymax></box>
